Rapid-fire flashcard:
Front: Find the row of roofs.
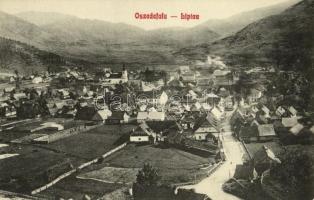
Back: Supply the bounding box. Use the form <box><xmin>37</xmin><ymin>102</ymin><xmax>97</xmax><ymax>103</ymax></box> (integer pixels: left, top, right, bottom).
<box><xmin>232</xmin><ymin>103</ymin><xmax>314</xmax><ymax>144</ymax></box>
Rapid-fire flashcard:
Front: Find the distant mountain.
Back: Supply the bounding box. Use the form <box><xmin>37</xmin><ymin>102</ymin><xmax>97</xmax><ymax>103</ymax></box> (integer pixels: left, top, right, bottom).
<box><xmin>0</xmin><ymin>37</ymin><xmax>93</xmax><ymax>75</ymax></box>
<box><xmin>176</xmin><ymin>0</ymin><xmax>314</xmax><ymax>75</ymax></box>
<box><xmin>214</xmin><ymin>0</ymin><xmax>313</xmax><ymax>72</ymax></box>
<box><xmin>13</xmin><ymin>12</ymin><xmax>148</xmax><ymax>63</ymax></box>
<box><xmin>147</xmin><ymin>26</ymin><xmax>219</xmax><ymax>47</ymax></box>
<box><xmin>16</xmin><ymin>11</ymin><xmax>77</xmax><ymax>26</ymax></box>
<box><xmin>0</xmin><ymin>36</ymin><xmax>61</xmax><ymax>74</ymax></box>
<box><xmin>0</xmin><ymin>11</ymin><xmax>51</xmax><ymax>48</ymax></box>
<box><xmin>197</xmin><ymin>0</ymin><xmax>301</xmax><ymax>36</ymax></box>
<box><xmin>12</xmin><ymin>11</ymin><xmax>219</xmax><ymax>65</ymax></box>
<box><xmin>17</xmin><ymin>11</ymin><xmax>219</xmax><ymax>46</ymax></box>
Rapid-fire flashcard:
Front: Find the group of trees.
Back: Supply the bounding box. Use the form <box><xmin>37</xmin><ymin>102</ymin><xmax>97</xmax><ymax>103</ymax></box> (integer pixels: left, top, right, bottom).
<box><xmin>8</xmin><ymin>87</ymin><xmax>53</xmax><ymax>118</ymax></box>
<box><xmin>141</xmin><ymin>68</ymin><xmax>168</xmax><ymax>83</ymax></box>
<box><xmin>136</xmin><ymin>163</ymin><xmax>160</xmax><ymax>187</ymax></box>
<box><xmin>133</xmin><ymin>163</ymin><xmax>161</xmax><ymax>199</ymax></box>
<box><xmin>270</xmin><ymin>148</ymin><xmax>313</xmax><ymax>199</ymax></box>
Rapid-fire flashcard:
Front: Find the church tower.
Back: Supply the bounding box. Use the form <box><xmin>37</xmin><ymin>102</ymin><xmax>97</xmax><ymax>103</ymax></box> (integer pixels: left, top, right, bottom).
<box><xmin>122</xmin><ymin>64</ymin><xmax>128</xmax><ymax>81</ymax></box>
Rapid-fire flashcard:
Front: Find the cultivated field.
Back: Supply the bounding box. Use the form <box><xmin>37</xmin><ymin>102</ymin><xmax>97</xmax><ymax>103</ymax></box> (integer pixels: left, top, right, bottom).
<box><xmin>39</xmin><ymin>176</ymin><xmax>123</xmax><ymax>200</ymax></box>
<box><xmin>78</xmin><ymin>167</ymin><xmax>140</xmax><ymax>184</ymax></box>
<box><xmin>95</xmin><ymin>144</ymin><xmax>214</xmax><ymax>184</ymax></box>
<box><xmin>43</xmin><ymin>124</ymin><xmax>136</xmax><ymax>160</ymax></box>
<box><xmin>0</xmin><ymin>144</ymin><xmax>83</xmax><ymax>192</ymax></box>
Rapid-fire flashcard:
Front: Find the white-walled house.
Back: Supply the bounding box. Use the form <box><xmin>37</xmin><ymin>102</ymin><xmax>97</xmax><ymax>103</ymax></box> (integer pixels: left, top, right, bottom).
<box><xmin>288</xmin><ymin>106</ymin><xmax>298</xmax><ymax>117</ymax></box>
<box><xmin>276</xmin><ymin>106</ymin><xmax>286</xmax><ymax>117</ymax></box>
<box><xmin>141</xmin><ymin>79</ymin><xmax>164</xmax><ymax>92</ymax></box>
<box><xmin>194</xmin><ymin>132</ymin><xmax>208</xmax><ymax>141</ymax></box>
<box><xmin>194</xmin><ymin>116</ymin><xmax>220</xmax><ymax>141</ymax></box>
<box><xmin>32</xmin><ymin>76</ymin><xmax>43</xmax><ymax>84</ymax></box>
<box><xmin>0</xmin><ymin>103</ymin><xmax>16</xmax><ymax>118</ymax></box>
<box><xmin>130</xmin><ymin>127</ymin><xmax>150</xmax><ymax>143</ymax></box>
<box><xmin>137</xmin><ymin>111</ymin><xmax>165</xmax><ymax>123</ymax></box>
<box><xmin>100</xmin><ymin>68</ymin><xmax>128</xmax><ymax>85</ymax></box>
<box><xmin>248</xmin><ymin>88</ymin><xmax>262</xmax><ymax>104</ymax></box>
<box><xmin>137</xmin><ymin>91</ymin><xmax>168</xmax><ymax>106</ymax></box>
<box><xmin>207</xmin><ymin>107</ymin><xmax>223</xmax><ymax>129</ymax></box>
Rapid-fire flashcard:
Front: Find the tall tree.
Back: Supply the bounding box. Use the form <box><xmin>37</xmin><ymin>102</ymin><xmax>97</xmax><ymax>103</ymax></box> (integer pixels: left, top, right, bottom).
<box><xmin>136</xmin><ymin>163</ymin><xmax>160</xmax><ymax>186</ymax></box>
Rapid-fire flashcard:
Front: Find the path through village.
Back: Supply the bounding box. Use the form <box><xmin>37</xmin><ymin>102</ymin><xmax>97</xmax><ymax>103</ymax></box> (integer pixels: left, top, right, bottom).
<box><xmin>179</xmin><ymin>108</ymin><xmax>247</xmax><ymax>200</ymax></box>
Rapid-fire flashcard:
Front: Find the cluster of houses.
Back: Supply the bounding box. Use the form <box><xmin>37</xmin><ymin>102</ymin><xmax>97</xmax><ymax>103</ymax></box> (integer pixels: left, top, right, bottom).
<box><xmin>231</xmin><ymin>89</ymin><xmax>314</xmax><ymax>145</ymax></box>
<box><xmin>232</xmin><ymin>144</ymin><xmax>282</xmax><ymax>183</ymax></box>
<box><xmin>0</xmin><ymin>63</ymin><xmax>238</xmax><ymax>156</ymax></box>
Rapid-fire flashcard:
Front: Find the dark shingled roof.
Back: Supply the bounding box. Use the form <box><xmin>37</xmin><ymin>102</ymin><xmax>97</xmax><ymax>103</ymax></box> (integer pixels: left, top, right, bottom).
<box><xmin>239</xmin><ymin>126</ymin><xmax>258</xmax><ymax>138</ymax></box>
<box><xmin>146</xmin><ymin>121</ymin><xmax>180</xmax><ymax>135</ymax></box>
<box><xmin>107</xmin><ymin>111</ymin><xmax>126</xmax><ymax>120</ymax></box>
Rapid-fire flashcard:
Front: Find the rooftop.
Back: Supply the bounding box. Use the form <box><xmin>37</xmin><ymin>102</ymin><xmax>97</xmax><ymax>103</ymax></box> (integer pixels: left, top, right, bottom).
<box><xmin>257</xmin><ymin>124</ymin><xmax>276</xmax><ymax>137</ymax></box>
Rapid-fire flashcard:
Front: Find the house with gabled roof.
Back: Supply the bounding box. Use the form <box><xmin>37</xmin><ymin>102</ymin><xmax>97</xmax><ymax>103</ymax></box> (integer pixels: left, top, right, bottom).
<box><xmin>180</xmin><ymin>114</ymin><xmax>195</xmax><ymax>130</ymax></box>
<box><xmin>250</xmin><ymin>119</ymin><xmax>260</xmax><ymax>127</ymax></box>
<box><xmin>98</xmin><ymin>68</ymin><xmax>128</xmax><ymax>85</ymax></box>
<box><xmin>247</xmin><ymin>88</ymin><xmax>262</xmax><ymax>105</ymax></box>
<box><xmin>238</xmin><ymin>123</ymin><xmax>277</xmax><ymax>143</ymax></box>
<box><xmin>130</xmin><ymin>126</ymin><xmax>150</xmax><ymax>143</ymax></box>
<box><xmin>106</xmin><ymin>111</ymin><xmax>129</xmax><ymax>124</ymax></box>
<box><xmin>257</xmin><ymin>124</ymin><xmax>277</xmax><ymax>142</ymax></box>
<box><xmin>253</xmin><ymin>145</ymin><xmax>281</xmax><ymax>176</ymax></box>
<box><xmin>141</xmin><ymin>78</ymin><xmax>164</xmax><ymax>92</ymax></box>
<box><xmin>57</xmin><ymin>89</ymin><xmax>70</xmax><ymax>99</ymax></box>
<box><xmin>234</xmin><ymin>164</ymin><xmax>257</xmax><ymax>180</ymax></box>
<box><xmin>13</xmin><ymin>92</ymin><xmax>27</xmax><ymax>101</ymax></box>
<box><xmin>239</xmin><ymin>126</ymin><xmax>258</xmax><ymax>142</ymax></box>
<box><xmin>207</xmin><ymin>107</ymin><xmax>223</xmax><ymax>129</ymax></box>
<box><xmin>0</xmin><ymin>102</ymin><xmax>16</xmax><ymax>118</ymax></box>
<box><xmin>193</xmin><ymin>115</ymin><xmax>219</xmax><ymax>141</ymax></box>
<box><xmin>282</xmin><ymin>117</ymin><xmax>298</xmax><ymax>128</ymax></box>
<box><xmin>147</xmin><ymin>111</ymin><xmax>165</xmax><ymax>121</ymax></box>
<box><xmin>288</xmin><ymin>106</ymin><xmax>298</xmax><ymax>117</ymax></box>
<box><xmin>92</xmin><ymin>109</ymin><xmax>112</xmax><ymax>122</ymax></box>
<box><xmin>289</xmin><ymin>123</ymin><xmax>304</xmax><ymax>136</ymax></box>
<box><xmin>256</xmin><ymin>112</ymin><xmax>269</xmax><ymax>124</ymax></box>
<box><xmin>136</xmin><ymin>90</ymin><xmax>168</xmax><ymax>106</ymax></box>
<box><xmin>213</xmin><ymin>70</ymin><xmax>233</xmax><ymax>86</ymax></box>
<box><xmin>261</xmin><ymin>105</ymin><xmax>270</xmax><ymax>118</ymax></box>
<box><xmin>3</xmin><ymin>86</ymin><xmax>15</xmax><ymax>94</ymax></box>
<box><xmin>146</xmin><ymin>120</ymin><xmax>181</xmax><ymax>141</ymax></box>
<box><xmin>75</xmin><ymin>105</ymin><xmax>97</xmax><ymax>121</ymax></box>
<box><xmin>137</xmin><ymin>111</ymin><xmax>165</xmax><ymax>123</ymax></box>
<box><xmin>275</xmin><ymin>106</ymin><xmax>286</xmax><ymax>117</ymax></box>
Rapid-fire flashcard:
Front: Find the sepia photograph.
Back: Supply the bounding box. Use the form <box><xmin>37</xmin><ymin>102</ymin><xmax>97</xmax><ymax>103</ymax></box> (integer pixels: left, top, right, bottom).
<box><xmin>0</xmin><ymin>0</ymin><xmax>313</xmax><ymax>199</ymax></box>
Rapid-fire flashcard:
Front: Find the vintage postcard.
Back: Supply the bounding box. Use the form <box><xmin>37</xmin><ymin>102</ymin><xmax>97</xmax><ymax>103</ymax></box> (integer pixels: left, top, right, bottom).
<box><xmin>0</xmin><ymin>0</ymin><xmax>313</xmax><ymax>199</ymax></box>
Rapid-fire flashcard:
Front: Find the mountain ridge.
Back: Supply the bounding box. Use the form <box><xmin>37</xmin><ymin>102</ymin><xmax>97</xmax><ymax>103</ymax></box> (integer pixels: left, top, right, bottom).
<box><xmin>175</xmin><ymin>0</ymin><xmax>314</xmax><ymax>74</ymax></box>
<box><xmin>196</xmin><ymin>0</ymin><xmax>301</xmax><ymax>36</ymax></box>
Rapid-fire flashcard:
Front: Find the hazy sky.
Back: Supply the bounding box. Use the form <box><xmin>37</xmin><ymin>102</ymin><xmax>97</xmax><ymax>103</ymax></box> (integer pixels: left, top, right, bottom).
<box><xmin>0</xmin><ymin>0</ymin><xmax>292</xmax><ymax>29</ymax></box>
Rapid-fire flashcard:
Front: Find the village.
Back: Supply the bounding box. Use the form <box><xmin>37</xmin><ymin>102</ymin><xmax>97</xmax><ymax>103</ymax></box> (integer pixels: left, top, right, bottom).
<box><xmin>0</xmin><ymin>54</ymin><xmax>313</xmax><ymax>200</ymax></box>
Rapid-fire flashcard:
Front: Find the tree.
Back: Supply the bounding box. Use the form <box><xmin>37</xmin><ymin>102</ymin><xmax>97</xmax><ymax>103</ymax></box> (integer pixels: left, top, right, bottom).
<box><xmin>136</xmin><ymin>163</ymin><xmax>160</xmax><ymax>186</ymax></box>
<box><xmin>270</xmin><ymin>148</ymin><xmax>313</xmax><ymax>199</ymax></box>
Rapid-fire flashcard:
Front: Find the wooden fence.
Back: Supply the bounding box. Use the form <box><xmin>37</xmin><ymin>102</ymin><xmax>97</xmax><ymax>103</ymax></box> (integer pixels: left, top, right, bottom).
<box><xmin>31</xmin><ymin>142</ymin><xmax>127</xmax><ymax>195</ymax></box>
